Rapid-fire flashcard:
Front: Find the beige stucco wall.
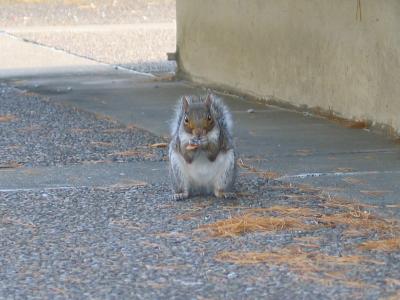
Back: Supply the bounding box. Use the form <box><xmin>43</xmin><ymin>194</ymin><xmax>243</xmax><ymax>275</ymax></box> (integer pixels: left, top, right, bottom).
<box><xmin>176</xmin><ymin>0</ymin><xmax>400</xmax><ymax>134</ymax></box>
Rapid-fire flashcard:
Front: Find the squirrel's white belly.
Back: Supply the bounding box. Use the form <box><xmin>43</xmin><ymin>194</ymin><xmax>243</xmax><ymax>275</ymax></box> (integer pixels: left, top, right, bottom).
<box><xmin>185</xmin><ymin>150</ymin><xmax>233</xmax><ymax>190</ymax></box>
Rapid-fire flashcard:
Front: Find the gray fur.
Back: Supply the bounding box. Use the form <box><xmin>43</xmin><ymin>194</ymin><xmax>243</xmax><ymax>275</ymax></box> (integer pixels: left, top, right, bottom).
<box><xmin>169</xmin><ymin>93</ymin><xmax>237</xmax><ymax>199</ymax></box>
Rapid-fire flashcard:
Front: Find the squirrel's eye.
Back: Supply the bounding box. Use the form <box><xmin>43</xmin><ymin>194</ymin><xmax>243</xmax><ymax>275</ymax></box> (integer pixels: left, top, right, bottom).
<box><xmin>184</xmin><ymin>116</ymin><xmax>189</xmax><ymax>124</ymax></box>
<box><xmin>207</xmin><ymin>114</ymin><xmax>212</xmax><ymax>121</ymax></box>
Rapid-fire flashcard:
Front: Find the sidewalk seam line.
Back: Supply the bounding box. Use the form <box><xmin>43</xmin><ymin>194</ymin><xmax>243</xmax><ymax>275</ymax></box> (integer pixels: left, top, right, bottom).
<box><xmin>0</xmin><ymin>31</ymin><xmax>154</xmax><ymax>77</ymax></box>
<box><xmin>278</xmin><ymin>170</ymin><xmax>400</xmax><ymax>180</ymax></box>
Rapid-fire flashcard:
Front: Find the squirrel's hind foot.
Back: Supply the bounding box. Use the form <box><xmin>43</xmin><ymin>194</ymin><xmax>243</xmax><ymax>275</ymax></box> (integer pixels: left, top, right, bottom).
<box><xmin>172</xmin><ymin>192</ymin><xmax>189</xmax><ymax>201</ymax></box>
<box><xmin>214</xmin><ymin>190</ymin><xmax>236</xmax><ymax>199</ymax></box>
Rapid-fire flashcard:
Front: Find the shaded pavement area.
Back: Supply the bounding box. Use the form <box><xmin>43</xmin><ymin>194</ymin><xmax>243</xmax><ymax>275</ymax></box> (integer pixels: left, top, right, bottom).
<box><xmin>1</xmin><ymin>67</ymin><xmax>400</xmax><ymax>300</ymax></box>
<box><xmin>1</xmin><ymin>1</ymin><xmax>400</xmax><ymax>299</ymax></box>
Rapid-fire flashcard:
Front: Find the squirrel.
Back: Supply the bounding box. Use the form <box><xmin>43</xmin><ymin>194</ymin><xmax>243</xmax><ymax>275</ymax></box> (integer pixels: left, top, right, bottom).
<box><xmin>169</xmin><ymin>93</ymin><xmax>236</xmax><ymax>200</ymax></box>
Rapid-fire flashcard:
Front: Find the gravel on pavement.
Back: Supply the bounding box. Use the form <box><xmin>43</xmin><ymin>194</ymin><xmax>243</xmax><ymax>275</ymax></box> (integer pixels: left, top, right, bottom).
<box><xmin>0</xmin><ymin>0</ymin><xmax>176</xmax><ymax>27</ymax></box>
<box><xmin>1</xmin><ymin>176</ymin><xmax>399</xmax><ymax>299</ymax></box>
<box><xmin>0</xmin><ymin>86</ymin><xmax>167</xmax><ymax>167</ymax></box>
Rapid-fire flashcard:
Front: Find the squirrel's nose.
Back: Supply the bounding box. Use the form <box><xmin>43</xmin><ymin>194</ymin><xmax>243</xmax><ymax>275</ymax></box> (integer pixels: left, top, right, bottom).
<box><xmin>193</xmin><ymin>128</ymin><xmax>204</xmax><ymax>138</ymax></box>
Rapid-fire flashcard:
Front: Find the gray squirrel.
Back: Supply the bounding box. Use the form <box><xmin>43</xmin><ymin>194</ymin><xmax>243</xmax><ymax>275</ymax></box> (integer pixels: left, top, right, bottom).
<box><xmin>169</xmin><ymin>93</ymin><xmax>236</xmax><ymax>200</ymax></box>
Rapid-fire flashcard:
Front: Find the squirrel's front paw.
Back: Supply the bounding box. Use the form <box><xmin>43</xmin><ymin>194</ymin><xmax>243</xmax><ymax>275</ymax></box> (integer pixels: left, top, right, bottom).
<box><xmin>172</xmin><ymin>192</ymin><xmax>189</xmax><ymax>201</ymax></box>
<box><xmin>214</xmin><ymin>190</ymin><xmax>236</xmax><ymax>199</ymax></box>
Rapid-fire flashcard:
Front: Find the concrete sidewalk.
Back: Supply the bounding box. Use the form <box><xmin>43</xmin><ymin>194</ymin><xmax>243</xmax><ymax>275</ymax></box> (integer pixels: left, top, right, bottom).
<box><xmin>1</xmin><ymin>32</ymin><xmax>400</xmax><ymax>207</ymax></box>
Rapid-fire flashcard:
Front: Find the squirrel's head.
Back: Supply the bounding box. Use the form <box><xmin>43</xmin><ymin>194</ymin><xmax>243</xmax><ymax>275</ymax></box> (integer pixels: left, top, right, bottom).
<box><xmin>181</xmin><ymin>94</ymin><xmax>215</xmax><ymax>139</ymax></box>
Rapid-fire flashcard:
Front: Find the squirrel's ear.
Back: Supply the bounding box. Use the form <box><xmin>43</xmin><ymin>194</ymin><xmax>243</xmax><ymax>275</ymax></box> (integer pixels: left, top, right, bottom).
<box><xmin>205</xmin><ymin>93</ymin><xmax>213</xmax><ymax>108</ymax></box>
<box><xmin>182</xmin><ymin>96</ymin><xmax>189</xmax><ymax>113</ymax></box>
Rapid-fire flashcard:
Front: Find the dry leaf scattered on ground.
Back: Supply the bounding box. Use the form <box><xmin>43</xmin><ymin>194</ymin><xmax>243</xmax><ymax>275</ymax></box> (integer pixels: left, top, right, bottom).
<box><xmin>0</xmin><ymin>114</ymin><xmax>16</xmax><ymax>122</ymax></box>
<box><xmin>358</xmin><ymin>238</ymin><xmax>400</xmax><ymax>252</ymax></box>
